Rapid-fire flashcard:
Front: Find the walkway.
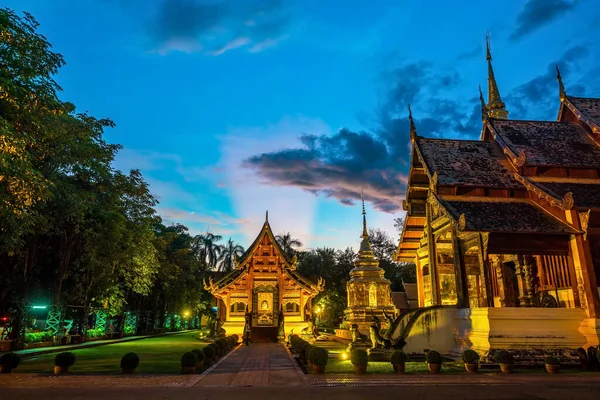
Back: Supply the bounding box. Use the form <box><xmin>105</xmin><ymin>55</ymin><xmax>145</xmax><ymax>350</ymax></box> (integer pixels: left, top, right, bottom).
<box><xmin>195</xmin><ymin>343</ymin><xmax>304</xmax><ymax>387</ymax></box>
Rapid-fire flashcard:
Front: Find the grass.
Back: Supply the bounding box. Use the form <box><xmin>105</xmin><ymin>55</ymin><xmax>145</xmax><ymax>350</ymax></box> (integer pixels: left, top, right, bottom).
<box><xmin>324</xmin><ymin>359</ymin><xmax>464</xmax><ymax>374</ymax></box>
<box><xmin>16</xmin><ymin>331</ymin><xmax>209</xmax><ymax>374</ymax></box>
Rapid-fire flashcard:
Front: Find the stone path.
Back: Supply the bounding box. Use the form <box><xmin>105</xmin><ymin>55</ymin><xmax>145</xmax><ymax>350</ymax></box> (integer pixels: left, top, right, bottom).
<box><xmin>195</xmin><ymin>343</ymin><xmax>304</xmax><ymax>387</ymax></box>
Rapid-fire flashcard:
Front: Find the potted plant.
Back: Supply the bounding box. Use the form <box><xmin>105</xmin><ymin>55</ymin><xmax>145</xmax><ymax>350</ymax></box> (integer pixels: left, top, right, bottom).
<box><xmin>54</xmin><ymin>352</ymin><xmax>76</xmax><ymax>375</ymax></box>
<box><xmin>181</xmin><ymin>352</ymin><xmax>198</xmax><ymax>374</ymax></box>
<box><xmin>0</xmin><ymin>352</ymin><xmax>21</xmax><ymax>373</ymax></box>
<box><xmin>462</xmin><ymin>349</ymin><xmax>480</xmax><ymax>373</ymax></box>
<box><xmin>544</xmin><ymin>356</ymin><xmax>560</xmax><ymax>374</ymax></box>
<box><xmin>351</xmin><ymin>349</ymin><xmax>368</xmax><ymax>374</ymax></box>
<box><xmin>203</xmin><ymin>345</ymin><xmax>216</xmax><ymax>365</ymax></box>
<box><xmin>304</xmin><ymin>345</ymin><xmax>316</xmax><ymax>367</ymax></box>
<box><xmin>120</xmin><ymin>352</ymin><xmax>140</xmax><ymax>374</ymax></box>
<box><xmin>191</xmin><ymin>349</ymin><xmax>205</xmax><ymax>371</ymax></box>
<box><xmin>390</xmin><ymin>350</ymin><xmax>408</xmax><ymax>373</ymax></box>
<box><xmin>307</xmin><ymin>346</ymin><xmax>328</xmax><ymax>374</ymax></box>
<box><xmin>426</xmin><ymin>350</ymin><xmax>442</xmax><ymax>374</ymax></box>
<box><xmin>495</xmin><ymin>350</ymin><xmax>514</xmax><ymax>374</ymax></box>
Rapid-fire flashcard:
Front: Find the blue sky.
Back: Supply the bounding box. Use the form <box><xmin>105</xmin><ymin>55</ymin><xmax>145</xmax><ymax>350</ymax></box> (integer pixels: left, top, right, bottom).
<box><xmin>8</xmin><ymin>0</ymin><xmax>600</xmax><ymax>250</ymax></box>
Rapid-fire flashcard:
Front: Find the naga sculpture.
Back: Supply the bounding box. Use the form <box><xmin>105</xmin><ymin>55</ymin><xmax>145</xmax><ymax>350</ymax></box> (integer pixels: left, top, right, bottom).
<box><xmin>350</xmin><ymin>324</ymin><xmax>369</xmax><ymax>343</ymax></box>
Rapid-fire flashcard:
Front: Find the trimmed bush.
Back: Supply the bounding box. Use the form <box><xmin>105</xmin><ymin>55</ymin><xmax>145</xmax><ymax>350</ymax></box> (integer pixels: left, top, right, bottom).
<box><xmin>181</xmin><ymin>352</ymin><xmax>198</xmax><ymax>368</ymax></box>
<box><xmin>390</xmin><ymin>350</ymin><xmax>408</xmax><ymax>364</ymax></box>
<box><xmin>426</xmin><ymin>350</ymin><xmax>442</xmax><ymax>364</ymax></box>
<box><xmin>0</xmin><ymin>352</ymin><xmax>21</xmax><ymax>371</ymax></box>
<box><xmin>350</xmin><ymin>349</ymin><xmax>369</xmax><ymax>367</ymax></box>
<box><xmin>191</xmin><ymin>349</ymin><xmax>205</xmax><ymax>363</ymax></box>
<box><xmin>203</xmin><ymin>345</ymin><xmax>216</xmax><ymax>360</ymax></box>
<box><xmin>120</xmin><ymin>352</ymin><xmax>140</xmax><ymax>371</ymax></box>
<box><xmin>495</xmin><ymin>350</ymin><xmax>514</xmax><ymax>365</ymax></box>
<box><xmin>231</xmin><ymin>334</ymin><xmax>239</xmax><ymax>344</ymax></box>
<box><xmin>308</xmin><ymin>347</ymin><xmax>329</xmax><ymax>367</ymax></box>
<box><xmin>54</xmin><ymin>352</ymin><xmax>76</xmax><ymax>367</ymax></box>
<box><xmin>544</xmin><ymin>356</ymin><xmax>560</xmax><ymax>366</ymax></box>
<box><xmin>24</xmin><ymin>331</ymin><xmax>53</xmax><ymax>344</ymax></box>
<box><xmin>462</xmin><ymin>349</ymin><xmax>480</xmax><ymax>364</ymax></box>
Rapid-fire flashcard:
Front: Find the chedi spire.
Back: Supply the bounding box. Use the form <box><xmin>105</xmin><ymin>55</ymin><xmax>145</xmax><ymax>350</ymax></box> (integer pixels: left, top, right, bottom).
<box><xmin>485</xmin><ymin>33</ymin><xmax>508</xmax><ymax>120</ymax></box>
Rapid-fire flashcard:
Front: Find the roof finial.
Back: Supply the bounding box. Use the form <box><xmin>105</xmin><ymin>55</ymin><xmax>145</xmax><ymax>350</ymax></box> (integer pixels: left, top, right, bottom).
<box><xmin>479</xmin><ymin>85</ymin><xmax>488</xmax><ymax>121</ymax></box>
<box><xmin>408</xmin><ymin>104</ymin><xmax>417</xmax><ymax>142</ymax></box>
<box><xmin>361</xmin><ymin>189</ymin><xmax>368</xmax><ymax>240</ymax></box>
<box><xmin>556</xmin><ymin>65</ymin><xmax>566</xmax><ymax>101</ymax></box>
<box><xmin>485</xmin><ymin>32</ymin><xmax>508</xmax><ymax>120</ymax></box>
<box><xmin>265</xmin><ymin>210</ymin><xmax>269</xmax><ymax>223</ymax></box>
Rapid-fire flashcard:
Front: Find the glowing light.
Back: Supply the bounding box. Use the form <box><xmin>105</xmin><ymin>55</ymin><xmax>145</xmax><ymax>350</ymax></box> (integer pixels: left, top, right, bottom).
<box><xmin>341</xmin><ymin>353</ymin><xmax>348</xmax><ymax>360</ymax></box>
<box><xmin>183</xmin><ymin>310</ymin><xmax>190</xmax><ymax>317</ymax></box>
<box><xmin>315</xmin><ymin>305</ymin><xmax>323</xmax><ymax>314</ymax></box>
<box><xmin>211</xmin><ymin>307</ymin><xmax>218</xmax><ymax>312</ymax></box>
<box><xmin>31</xmin><ymin>305</ymin><xmax>47</xmax><ymax>309</ymax></box>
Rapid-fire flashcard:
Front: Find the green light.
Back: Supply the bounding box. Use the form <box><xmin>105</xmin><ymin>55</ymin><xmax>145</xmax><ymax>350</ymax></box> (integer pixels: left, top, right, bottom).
<box><xmin>31</xmin><ymin>305</ymin><xmax>47</xmax><ymax>309</ymax></box>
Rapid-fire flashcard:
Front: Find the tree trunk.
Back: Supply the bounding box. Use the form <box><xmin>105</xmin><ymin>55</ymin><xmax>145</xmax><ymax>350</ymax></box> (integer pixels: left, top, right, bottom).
<box><xmin>54</xmin><ymin>232</ymin><xmax>74</xmax><ymax>304</ymax></box>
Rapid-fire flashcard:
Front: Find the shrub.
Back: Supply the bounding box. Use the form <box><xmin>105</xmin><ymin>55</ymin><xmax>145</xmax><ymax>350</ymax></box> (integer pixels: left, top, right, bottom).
<box><xmin>0</xmin><ymin>352</ymin><xmax>21</xmax><ymax>370</ymax></box>
<box><xmin>308</xmin><ymin>347</ymin><xmax>329</xmax><ymax>367</ymax></box>
<box><xmin>351</xmin><ymin>349</ymin><xmax>369</xmax><ymax>367</ymax></box>
<box><xmin>304</xmin><ymin>345</ymin><xmax>316</xmax><ymax>362</ymax></box>
<box><xmin>203</xmin><ymin>345</ymin><xmax>215</xmax><ymax>360</ymax></box>
<box><xmin>462</xmin><ymin>349</ymin><xmax>480</xmax><ymax>364</ymax></box>
<box><xmin>426</xmin><ymin>350</ymin><xmax>442</xmax><ymax>364</ymax></box>
<box><xmin>54</xmin><ymin>352</ymin><xmax>76</xmax><ymax>367</ymax></box>
<box><xmin>495</xmin><ymin>350</ymin><xmax>514</xmax><ymax>364</ymax></box>
<box><xmin>544</xmin><ymin>356</ymin><xmax>560</xmax><ymax>366</ymax></box>
<box><xmin>191</xmin><ymin>349</ymin><xmax>205</xmax><ymax>363</ymax></box>
<box><xmin>391</xmin><ymin>350</ymin><xmax>408</xmax><ymax>364</ymax></box>
<box><xmin>215</xmin><ymin>339</ymin><xmax>227</xmax><ymax>353</ymax></box>
<box><xmin>120</xmin><ymin>352</ymin><xmax>140</xmax><ymax>370</ymax></box>
<box><xmin>86</xmin><ymin>328</ymin><xmax>105</xmax><ymax>339</ymax></box>
<box><xmin>181</xmin><ymin>352</ymin><xmax>198</xmax><ymax>368</ymax></box>
<box><xmin>231</xmin><ymin>334</ymin><xmax>239</xmax><ymax>344</ymax></box>
<box><xmin>24</xmin><ymin>331</ymin><xmax>53</xmax><ymax>344</ymax></box>
<box><xmin>295</xmin><ymin>340</ymin><xmax>309</xmax><ymax>355</ymax></box>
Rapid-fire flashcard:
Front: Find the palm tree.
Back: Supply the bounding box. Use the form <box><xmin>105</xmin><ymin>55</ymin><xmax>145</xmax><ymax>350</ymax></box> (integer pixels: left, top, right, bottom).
<box><xmin>275</xmin><ymin>232</ymin><xmax>303</xmax><ymax>258</ymax></box>
<box><xmin>218</xmin><ymin>238</ymin><xmax>245</xmax><ymax>272</ymax></box>
<box><xmin>193</xmin><ymin>232</ymin><xmax>223</xmax><ymax>270</ymax></box>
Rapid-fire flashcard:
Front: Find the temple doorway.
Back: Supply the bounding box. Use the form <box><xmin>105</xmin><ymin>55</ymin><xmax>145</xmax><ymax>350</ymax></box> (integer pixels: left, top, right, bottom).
<box><xmin>253</xmin><ymin>283</ymin><xmax>279</xmax><ymax>327</ymax></box>
<box><xmin>502</xmin><ymin>261</ymin><xmax>520</xmax><ymax>307</ymax></box>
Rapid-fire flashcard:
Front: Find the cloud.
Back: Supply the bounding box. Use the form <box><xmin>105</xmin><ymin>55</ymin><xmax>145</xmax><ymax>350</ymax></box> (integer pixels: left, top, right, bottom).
<box><xmin>509</xmin><ymin>0</ymin><xmax>579</xmax><ymax>42</ymax></box>
<box><xmin>505</xmin><ymin>45</ymin><xmax>590</xmax><ymax>119</ymax></box>
<box><xmin>242</xmin><ymin>62</ymin><xmax>482</xmax><ymax>214</ymax></box>
<box><xmin>148</xmin><ymin>0</ymin><xmax>291</xmax><ymax>55</ymax></box>
<box><xmin>456</xmin><ymin>43</ymin><xmax>482</xmax><ymax>61</ymax></box>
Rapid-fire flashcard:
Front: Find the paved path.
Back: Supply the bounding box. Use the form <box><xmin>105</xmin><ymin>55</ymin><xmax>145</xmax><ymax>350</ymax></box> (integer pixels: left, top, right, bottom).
<box><xmin>195</xmin><ymin>343</ymin><xmax>304</xmax><ymax>387</ymax></box>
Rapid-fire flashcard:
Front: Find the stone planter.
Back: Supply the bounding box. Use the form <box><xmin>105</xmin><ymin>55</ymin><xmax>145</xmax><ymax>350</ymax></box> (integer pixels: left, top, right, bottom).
<box><xmin>545</xmin><ymin>364</ymin><xmax>559</xmax><ymax>374</ymax></box>
<box><xmin>428</xmin><ymin>363</ymin><xmax>441</xmax><ymax>374</ymax></box>
<box><xmin>195</xmin><ymin>361</ymin><xmax>204</xmax><ymax>371</ymax></box>
<box><xmin>354</xmin><ymin>365</ymin><xmax>367</xmax><ymax>374</ymax></box>
<box><xmin>312</xmin><ymin>364</ymin><xmax>325</xmax><ymax>374</ymax></box>
<box><xmin>121</xmin><ymin>368</ymin><xmax>135</xmax><ymax>374</ymax></box>
<box><xmin>392</xmin><ymin>363</ymin><xmax>406</xmax><ymax>373</ymax></box>
<box><xmin>0</xmin><ymin>365</ymin><xmax>14</xmax><ymax>373</ymax></box>
<box><xmin>500</xmin><ymin>363</ymin><xmax>514</xmax><ymax>374</ymax></box>
<box><xmin>54</xmin><ymin>366</ymin><xmax>70</xmax><ymax>375</ymax></box>
<box><xmin>0</xmin><ymin>340</ymin><xmax>14</xmax><ymax>352</ymax></box>
<box><xmin>464</xmin><ymin>363</ymin><xmax>478</xmax><ymax>373</ymax></box>
<box><xmin>181</xmin><ymin>366</ymin><xmax>195</xmax><ymax>374</ymax></box>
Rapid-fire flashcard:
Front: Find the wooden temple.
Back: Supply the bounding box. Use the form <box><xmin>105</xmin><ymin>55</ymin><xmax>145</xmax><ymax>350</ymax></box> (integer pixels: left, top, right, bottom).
<box><xmin>395</xmin><ymin>36</ymin><xmax>600</xmax><ymax>350</ymax></box>
<box><xmin>204</xmin><ymin>212</ymin><xmax>324</xmax><ymax>339</ymax></box>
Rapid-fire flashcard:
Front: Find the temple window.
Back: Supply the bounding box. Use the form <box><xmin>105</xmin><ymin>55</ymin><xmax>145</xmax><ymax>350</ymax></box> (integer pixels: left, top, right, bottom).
<box><xmin>284</xmin><ymin>302</ymin><xmax>300</xmax><ymax>313</ymax></box>
<box><xmin>230</xmin><ymin>301</ymin><xmax>246</xmax><ymax>313</ymax></box>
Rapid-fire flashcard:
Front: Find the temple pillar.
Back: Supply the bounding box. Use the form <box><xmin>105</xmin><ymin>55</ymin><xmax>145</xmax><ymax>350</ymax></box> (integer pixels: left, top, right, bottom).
<box><xmin>416</xmin><ymin>257</ymin><xmax>425</xmax><ymax>307</ymax></box>
<box><xmin>566</xmin><ymin>210</ymin><xmax>600</xmax><ymax>318</ymax></box>
<box><xmin>478</xmin><ymin>233</ymin><xmax>494</xmax><ymax>307</ymax></box>
<box><xmin>492</xmin><ymin>255</ymin><xmax>506</xmax><ymax>307</ymax></box>
<box><xmin>515</xmin><ymin>255</ymin><xmax>530</xmax><ymax>307</ymax></box>
<box><xmin>426</xmin><ymin>203</ymin><xmax>440</xmax><ymax>305</ymax></box>
<box><xmin>523</xmin><ymin>256</ymin><xmax>537</xmax><ymax>307</ymax></box>
<box><xmin>451</xmin><ymin>226</ymin><xmax>469</xmax><ymax>308</ymax></box>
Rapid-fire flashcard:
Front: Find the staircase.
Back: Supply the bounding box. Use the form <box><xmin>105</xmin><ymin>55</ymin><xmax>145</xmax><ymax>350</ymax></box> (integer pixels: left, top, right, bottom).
<box><xmin>251</xmin><ymin>326</ymin><xmax>278</xmax><ymax>343</ymax></box>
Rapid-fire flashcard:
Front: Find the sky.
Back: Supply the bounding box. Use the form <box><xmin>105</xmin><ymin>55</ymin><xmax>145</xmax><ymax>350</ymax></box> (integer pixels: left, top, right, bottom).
<box><xmin>7</xmin><ymin>0</ymin><xmax>600</xmax><ymax>250</ymax></box>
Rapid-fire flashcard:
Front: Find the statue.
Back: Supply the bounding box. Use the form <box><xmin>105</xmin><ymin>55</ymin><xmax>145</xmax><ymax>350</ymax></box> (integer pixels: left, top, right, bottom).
<box><xmin>351</xmin><ymin>324</ymin><xmax>369</xmax><ymax>343</ymax></box>
<box><xmin>277</xmin><ymin>306</ymin><xmax>285</xmax><ymax>342</ymax></box>
<box><xmin>369</xmin><ymin>322</ymin><xmax>392</xmax><ymax>349</ymax></box>
<box><xmin>577</xmin><ymin>347</ymin><xmax>589</xmax><ymax>371</ymax></box>
<box><xmin>213</xmin><ymin>317</ymin><xmax>226</xmax><ymax>338</ymax></box>
<box><xmin>382</xmin><ymin>309</ymin><xmax>395</xmax><ymax>341</ymax></box>
<box><xmin>587</xmin><ymin>346</ymin><xmax>599</xmax><ymax>371</ymax></box>
<box><xmin>243</xmin><ymin>311</ymin><xmax>252</xmax><ymax>346</ymax></box>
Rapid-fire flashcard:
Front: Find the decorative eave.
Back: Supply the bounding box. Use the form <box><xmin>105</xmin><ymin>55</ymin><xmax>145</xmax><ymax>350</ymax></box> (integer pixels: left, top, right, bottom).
<box><xmin>428</xmin><ymin>193</ymin><xmax>465</xmax><ymax>232</ymax></box>
<box><xmin>203</xmin><ymin>270</ymin><xmax>247</xmax><ymax>297</ymax></box>
<box><xmin>513</xmin><ymin>174</ymin><xmax>575</xmax><ymax>210</ymax></box>
<box><xmin>284</xmin><ymin>271</ymin><xmax>325</xmax><ymax>295</ymax></box>
<box><xmin>236</xmin><ymin>218</ymin><xmax>294</xmax><ymax>270</ymax></box>
<box><xmin>485</xmin><ymin>119</ymin><xmax>523</xmax><ymax>168</ymax></box>
<box><xmin>563</xmin><ymin>96</ymin><xmax>600</xmax><ymax>136</ymax></box>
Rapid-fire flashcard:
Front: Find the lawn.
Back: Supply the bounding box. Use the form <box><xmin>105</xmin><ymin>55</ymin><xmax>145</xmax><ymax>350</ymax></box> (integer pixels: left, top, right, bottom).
<box><xmin>324</xmin><ymin>359</ymin><xmax>464</xmax><ymax>374</ymax></box>
<box><xmin>16</xmin><ymin>331</ymin><xmax>209</xmax><ymax>374</ymax></box>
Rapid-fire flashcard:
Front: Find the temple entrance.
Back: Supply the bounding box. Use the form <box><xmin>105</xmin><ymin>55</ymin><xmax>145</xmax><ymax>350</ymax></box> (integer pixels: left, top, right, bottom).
<box><xmin>252</xmin><ymin>282</ymin><xmax>279</xmax><ymax>327</ymax></box>
<box><xmin>502</xmin><ymin>261</ymin><xmax>520</xmax><ymax>307</ymax></box>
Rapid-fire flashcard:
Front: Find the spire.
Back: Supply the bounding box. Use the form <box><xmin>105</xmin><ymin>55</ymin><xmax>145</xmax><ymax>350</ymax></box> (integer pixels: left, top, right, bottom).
<box><xmin>361</xmin><ymin>190</ymin><xmax>368</xmax><ymax>240</ymax></box>
<box><xmin>359</xmin><ymin>189</ymin><xmax>372</xmax><ymax>253</ymax></box>
<box><xmin>265</xmin><ymin>210</ymin><xmax>269</xmax><ymax>223</ymax></box>
<box><xmin>556</xmin><ymin>65</ymin><xmax>566</xmax><ymax>101</ymax></box>
<box><xmin>479</xmin><ymin>85</ymin><xmax>488</xmax><ymax>121</ymax></box>
<box><xmin>485</xmin><ymin>33</ymin><xmax>508</xmax><ymax>120</ymax></box>
<box><xmin>408</xmin><ymin>104</ymin><xmax>417</xmax><ymax>142</ymax></box>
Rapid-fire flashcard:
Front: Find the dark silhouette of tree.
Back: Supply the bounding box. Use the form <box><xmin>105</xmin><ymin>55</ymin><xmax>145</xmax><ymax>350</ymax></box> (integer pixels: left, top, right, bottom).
<box><xmin>193</xmin><ymin>232</ymin><xmax>223</xmax><ymax>270</ymax></box>
<box><xmin>275</xmin><ymin>232</ymin><xmax>303</xmax><ymax>258</ymax></box>
<box><xmin>218</xmin><ymin>238</ymin><xmax>245</xmax><ymax>273</ymax></box>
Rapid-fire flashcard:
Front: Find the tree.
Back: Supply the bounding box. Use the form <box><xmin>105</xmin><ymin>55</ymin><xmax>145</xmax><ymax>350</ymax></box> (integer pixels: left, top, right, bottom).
<box><xmin>275</xmin><ymin>232</ymin><xmax>302</xmax><ymax>258</ymax></box>
<box><xmin>218</xmin><ymin>238</ymin><xmax>245</xmax><ymax>273</ymax></box>
<box><xmin>194</xmin><ymin>232</ymin><xmax>223</xmax><ymax>270</ymax></box>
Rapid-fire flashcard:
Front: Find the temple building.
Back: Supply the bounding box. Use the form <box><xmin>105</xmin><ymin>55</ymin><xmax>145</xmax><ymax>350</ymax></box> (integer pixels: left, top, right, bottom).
<box><xmin>204</xmin><ymin>213</ymin><xmax>324</xmax><ymax>339</ymax></box>
<box><xmin>395</xmin><ymin>36</ymin><xmax>600</xmax><ymax>354</ymax></box>
<box><xmin>345</xmin><ymin>198</ymin><xmax>397</xmax><ymax>332</ymax></box>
